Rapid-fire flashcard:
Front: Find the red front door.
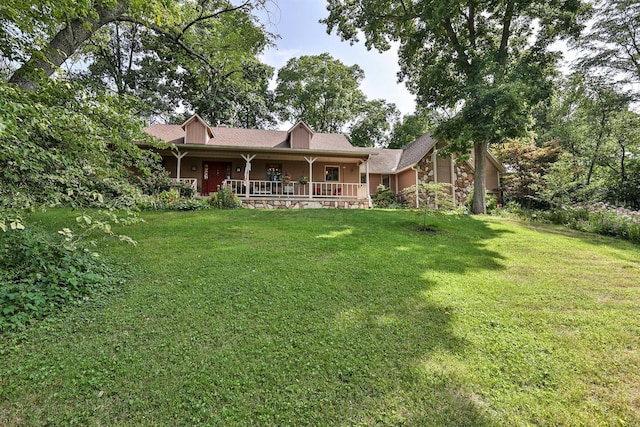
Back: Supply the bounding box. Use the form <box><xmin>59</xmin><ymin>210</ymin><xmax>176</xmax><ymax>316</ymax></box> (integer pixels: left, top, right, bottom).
<box><xmin>202</xmin><ymin>162</ymin><xmax>231</xmax><ymax>196</ymax></box>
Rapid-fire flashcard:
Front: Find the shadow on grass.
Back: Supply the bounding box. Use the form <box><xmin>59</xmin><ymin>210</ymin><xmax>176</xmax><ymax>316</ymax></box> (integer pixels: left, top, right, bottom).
<box><xmin>1</xmin><ymin>209</ymin><xmax>509</xmax><ymax>426</ymax></box>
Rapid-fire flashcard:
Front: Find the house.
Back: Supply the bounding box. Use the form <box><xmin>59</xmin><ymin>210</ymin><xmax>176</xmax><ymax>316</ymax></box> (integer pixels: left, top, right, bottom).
<box><xmin>144</xmin><ymin>114</ymin><xmax>371</xmax><ymax>209</ymax></box>
<box><xmin>143</xmin><ymin>114</ymin><xmax>504</xmax><ymax>209</ymax></box>
<box><xmin>363</xmin><ymin>133</ymin><xmax>505</xmax><ymax>207</ymax></box>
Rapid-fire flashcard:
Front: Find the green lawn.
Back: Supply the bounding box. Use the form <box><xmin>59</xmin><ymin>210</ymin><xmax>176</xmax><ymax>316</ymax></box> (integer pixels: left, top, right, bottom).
<box><xmin>1</xmin><ymin>209</ymin><xmax>639</xmax><ymax>426</ymax></box>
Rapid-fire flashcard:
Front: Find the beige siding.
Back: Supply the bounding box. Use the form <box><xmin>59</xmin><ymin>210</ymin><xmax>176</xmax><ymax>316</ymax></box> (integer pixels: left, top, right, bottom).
<box><xmin>368</xmin><ymin>174</ymin><xmax>382</xmax><ymax>195</ymax></box>
<box><xmin>290</xmin><ymin>125</ymin><xmax>311</xmax><ymax>149</ymax></box>
<box><xmin>185</xmin><ymin>120</ymin><xmax>208</xmax><ymax>145</ymax></box>
<box><xmin>485</xmin><ymin>162</ymin><xmax>500</xmax><ymax>193</ymax></box>
<box><xmin>398</xmin><ymin>169</ymin><xmax>416</xmax><ymax>191</ymax></box>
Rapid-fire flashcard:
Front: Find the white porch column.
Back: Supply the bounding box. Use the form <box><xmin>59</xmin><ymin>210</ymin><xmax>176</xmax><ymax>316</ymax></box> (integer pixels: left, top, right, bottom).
<box><xmin>365</xmin><ymin>159</ymin><xmax>371</xmax><ymax>207</ymax></box>
<box><xmin>172</xmin><ymin>151</ymin><xmax>188</xmax><ymax>180</ymax></box>
<box><xmin>241</xmin><ymin>154</ymin><xmax>256</xmax><ymax>198</ymax></box>
<box><xmin>305</xmin><ymin>157</ymin><xmax>317</xmax><ymax>199</ymax></box>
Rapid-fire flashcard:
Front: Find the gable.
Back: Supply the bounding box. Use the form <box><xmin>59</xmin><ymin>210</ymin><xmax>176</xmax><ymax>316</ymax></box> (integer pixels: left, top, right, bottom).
<box><xmin>182</xmin><ymin>114</ymin><xmax>214</xmax><ymax>145</ymax></box>
<box><xmin>288</xmin><ymin>121</ymin><xmax>314</xmax><ymax>149</ymax></box>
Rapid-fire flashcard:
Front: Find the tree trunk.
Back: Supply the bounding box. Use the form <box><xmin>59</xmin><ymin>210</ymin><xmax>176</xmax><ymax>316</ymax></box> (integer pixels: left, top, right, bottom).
<box><xmin>9</xmin><ymin>3</ymin><xmax>126</xmax><ymax>91</ymax></box>
<box><xmin>472</xmin><ymin>141</ymin><xmax>488</xmax><ymax>214</ymax></box>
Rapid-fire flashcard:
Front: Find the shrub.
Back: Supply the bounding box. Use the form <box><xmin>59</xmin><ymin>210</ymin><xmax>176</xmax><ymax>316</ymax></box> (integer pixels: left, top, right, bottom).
<box><xmin>0</xmin><ymin>225</ymin><xmax>125</xmax><ymax>331</ymax></box>
<box><xmin>208</xmin><ymin>186</ymin><xmax>242</xmax><ymax>209</ymax></box>
<box><xmin>543</xmin><ymin>203</ymin><xmax>640</xmax><ymax>243</ymax></box>
<box><xmin>403</xmin><ymin>183</ymin><xmax>455</xmax><ymax>211</ymax></box>
<box><xmin>133</xmin><ymin>171</ymin><xmax>194</xmax><ymax>199</ymax></box>
<box><xmin>372</xmin><ymin>185</ymin><xmax>397</xmax><ymax>208</ymax></box>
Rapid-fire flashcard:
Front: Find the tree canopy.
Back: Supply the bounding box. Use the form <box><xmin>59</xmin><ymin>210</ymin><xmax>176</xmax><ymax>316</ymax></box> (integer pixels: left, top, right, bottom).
<box><xmin>576</xmin><ymin>0</ymin><xmax>640</xmax><ymax>85</ymax></box>
<box><xmin>324</xmin><ymin>0</ymin><xmax>589</xmax><ymax>213</ymax></box>
<box><xmin>274</xmin><ymin>53</ymin><xmax>366</xmax><ymax>133</ymax></box>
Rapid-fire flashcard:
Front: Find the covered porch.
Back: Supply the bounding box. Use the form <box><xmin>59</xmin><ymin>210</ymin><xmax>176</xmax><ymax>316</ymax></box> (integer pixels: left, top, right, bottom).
<box><xmin>166</xmin><ymin>146</ymin><xmax>373</xmax><ymax>208</ymax></box>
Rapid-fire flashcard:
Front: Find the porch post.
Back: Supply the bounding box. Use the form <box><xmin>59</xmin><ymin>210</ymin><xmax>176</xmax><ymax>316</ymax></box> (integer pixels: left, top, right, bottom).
<box><xmin>305</xmin><ymin>157</ymin><xmax>317</xmax><ymax>199</ymax></box>
<box><xmin>172</xmin><ymin>150</ymin><xmax>188</xmax><ymax>181</ymax></box>
<box><xmin>365</xmin><ymin>159</ymin><xmax>371</xmax><ymax>205</ymax></box>
<box><xmin>241</xmin><ymin>154</ymin><xmax>256</xmax><ymax>198</ymax></box>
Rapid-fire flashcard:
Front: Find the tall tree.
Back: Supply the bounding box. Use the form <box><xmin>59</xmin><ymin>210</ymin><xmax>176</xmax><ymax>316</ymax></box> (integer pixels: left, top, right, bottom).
<box><xmin>576</xmin><ymin>0</ymin><xmax>640</xmax><ymax>85</ymax></box>
<box><xmin>324</xmin><ymin>0</ymin><xmax>589</xmax><ymax>213</ymax></box>
<box><xmin>388</xmin><ymin>111</ymin><xmax>435</xmax><ymax>148</ymax></box>
<box><xmin>532</xmin><ymin>73</ymin><xmax>640</xmax><ymax>208</ymax></box>
<box><xmin>274</xmin><ymin>53</ymin><xmax>367</xmax><ymax>133</ymax></box>
<box><xmin>349</xmin><ymin>99</ymin><xmax>400</xmax><ymax>147</ymax></box>
<box><xmin>4</xmin><ymin>0</ymin><xmax>268</xmax><ymax>92</ymax></box>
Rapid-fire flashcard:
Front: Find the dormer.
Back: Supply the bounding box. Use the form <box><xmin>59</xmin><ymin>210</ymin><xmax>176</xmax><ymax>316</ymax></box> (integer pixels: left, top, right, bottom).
<box><xmin>182</xmin><ymin>114</ymin><xmax>214</xmax><ymax>145</ymax></box>
<box><xmin>288</xmin><ymin>121</ymin><xmax>314</xmax><ymax>149</ymax></box>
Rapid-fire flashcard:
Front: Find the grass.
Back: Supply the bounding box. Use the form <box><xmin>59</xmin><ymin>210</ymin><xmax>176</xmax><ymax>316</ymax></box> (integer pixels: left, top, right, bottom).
<box><xmin>1</xmin><ymin>208</ymin><xmax>639</xmax><ymax>426</ymax></box>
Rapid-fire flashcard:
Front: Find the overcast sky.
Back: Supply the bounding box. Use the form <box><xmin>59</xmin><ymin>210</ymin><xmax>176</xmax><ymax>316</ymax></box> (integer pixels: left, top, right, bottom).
<box><xmin>257</xmin><ymin>0</ymin><xmax>417</xmax><ymax>124</ymax></box>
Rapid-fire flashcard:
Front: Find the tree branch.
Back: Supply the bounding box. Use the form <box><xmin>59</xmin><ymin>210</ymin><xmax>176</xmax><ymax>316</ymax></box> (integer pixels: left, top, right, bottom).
<box><xmin>441</xmin><ymin>16</ymin><xmax>472</xmax><ymax>74</ymax></box>
<box><xmin>497</xmin><ymin>0</ymin><xmax>516</xmax><ymax>81</ymax></box>
<box><xmin>9</xmin><ymin>3</ymin><xmax>127</xmax><ymax>91</ymax></box>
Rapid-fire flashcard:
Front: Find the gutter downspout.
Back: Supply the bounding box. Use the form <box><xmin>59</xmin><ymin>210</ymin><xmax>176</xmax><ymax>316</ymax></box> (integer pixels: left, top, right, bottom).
<box><xmin>365</xmin><ymin>156</ymin><xmax>372</xmax><ymax>208</ymax></box>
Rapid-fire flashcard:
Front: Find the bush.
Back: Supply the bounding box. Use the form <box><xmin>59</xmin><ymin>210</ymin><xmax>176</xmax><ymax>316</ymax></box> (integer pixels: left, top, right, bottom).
<box><xmin>208</xmin><ymin>186</ymin><xmax>242</xmax><ymax>209</ymax></box>
<box><xmin>0</xmin><ymin>225</ymin><xmax>124</xmax><ymax>331</ymax></box>
<box><xmin>133</xmin><ymin>171</ymin><xmax>194</xmax><ymax>199</ymax></box>
<box><xmin>542</xmin><ymin>203</ymin><xmax>640</xmax><ymax>243</ymax></box>
<box><xmin>403</xmin><ymin>183</ymin><xmax>455</xmax><ymax>211</ymax></box>
<box><xmin>372</xmin><ymin>185</ymin><xmax>397</xmax><ymax>208</ymax></box>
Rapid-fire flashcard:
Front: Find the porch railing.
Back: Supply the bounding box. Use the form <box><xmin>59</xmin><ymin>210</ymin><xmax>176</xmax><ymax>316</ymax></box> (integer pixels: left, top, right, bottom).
<box><xmin>172</xmin><ymin>178</ymin><xmax>198</xmax><ymax>193</ymax></box>
<box><xmin>224</xmin><ymin>179</ymin><xmax>367</xmax><ymax>199</ymax></box>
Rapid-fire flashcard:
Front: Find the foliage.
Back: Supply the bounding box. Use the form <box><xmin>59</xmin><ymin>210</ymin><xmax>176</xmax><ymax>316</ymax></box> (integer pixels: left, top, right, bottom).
<box><xmin>534</xmin><ymin>74</ymin><xmax>640</xmax><ymax>209</ymax></box>
<box><xmin>132</xmin><ymin>169</ymin><xmax>194</xmax><ymax>199</ymax></box>
<box><xmin>0</xmin><ymin>79</ymin><xmax>156</xmax><ymax>323</ymax></box>
<box><xmin>0</xmin><ymin>220</ymin><xmax>129</xmax><ymax>331</ymax></box>
<box><xmin>388</xmin><ymin>110</ymin><xmax>434</xmax><ymax>148</ymax></box>
<box><xmin>3</xmin><ymin>1</ymin><xmax>270</xmax><ymax>89</ymax></box>
<box><xmin>208</xmin><ymin>186</ymin><xmax>242</xmax><ymax>209</ymax></box>
<box><xmin>496</xmin><ymin>139</ymin><xmax>563</xmax><ymax>209</ymax></box>
<box><xmin>575</xmin><ymin>0</ymin><xmax>640</xmax><ymax>85</ymax></box>
<box><xmin>403</xmin><ymin>183</ymin><xmax>455</xmax><ymax>212</ymax></box>
<box><xmin>274</xmin><ymin>53</ymin><xmax>366</xmax><ymax>133</ymax></box>
<box><xmin>274</xmin><ymin>53</ymin><xmax>397</xmax><ymax>142</ymax></box>
<box><xmin>371</xmin><ymin>185</ymin><xmax>397</xmax><ymax>208</ymax></box>
<box><xmin>0</xmin><ymin>81</ymin><xmax>159</xmax><ymax>213</ymax></box>
<box><xmin>402</xmin><ymin>183</ymin><xmax>455</xmax><ymax>229</ymax></box>
<box><xmin>542</xmin><ymin>202</ymin><xmax>640</xmax><ymax>243</ymax></box>
<box><xmin>324</xmin><ymin>0</ymin><xmax>589</xmax><ymax>214</ymax></box>
<box><xmin>464</xmin><ymin>189</ymin><xmax>497</xmax><ymax>215</ymax></box>
<box><xmin>349</xmin><ymin>99</ymin><xmax>400</xmax><ymax>147</ymax></box>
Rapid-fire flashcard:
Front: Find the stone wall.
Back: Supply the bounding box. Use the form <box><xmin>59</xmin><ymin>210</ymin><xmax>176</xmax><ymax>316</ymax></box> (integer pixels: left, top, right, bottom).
<box><xmin>412</xmin><ymin>150</ymin><xmax>475</xmax><ymax>206</ymax></box>
<box><xmin>454</xmin><ymin>162</ymin><xmax>474</xmax><ymax>205</ymax></box>
<box><xmin>242</xmin><ymin>199</ymin><xmax>369</xmax><ymax>209</ymax></box>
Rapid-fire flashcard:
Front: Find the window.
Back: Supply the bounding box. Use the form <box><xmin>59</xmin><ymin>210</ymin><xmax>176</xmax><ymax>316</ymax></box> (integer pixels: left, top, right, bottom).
<box><xmin>325</xmin><ymin>166</ymin><xmax>340</xmax><ymax>182</ymax></box>
<box><xmin>360</xmin><ymin>173</ymin><xmax>367</xmax><ymax>184</ymax></box>
<box><xmin>266</xmin><ymin>164</ymin><xmax>282</xmax><ymax>181</ymax></box>
<box><xmin>382</xmin><ymin>175</ymin><xmax>390</xmax><ymax>188</ymax></box>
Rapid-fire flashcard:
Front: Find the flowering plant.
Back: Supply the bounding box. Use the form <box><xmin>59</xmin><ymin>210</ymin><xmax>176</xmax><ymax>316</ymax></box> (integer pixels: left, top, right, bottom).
<box><xmin>280</xmin><ymin>172</ymin><xmax>292</xmax><ymax>183</ymax></box>
<box><xmin>298</xmin><ymin>176</ymin><xmax>309</xmax><ymax>184</ymax></box>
